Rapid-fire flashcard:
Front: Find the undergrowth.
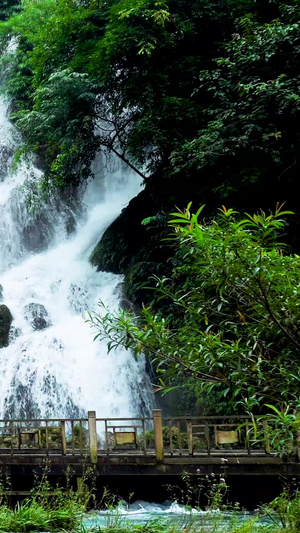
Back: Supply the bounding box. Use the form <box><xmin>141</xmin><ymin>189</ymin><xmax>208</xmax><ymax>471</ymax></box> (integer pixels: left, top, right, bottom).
<box><xmin>70</xmin><ymin>519</ymin><xmax>292</xmax><ymax>533</ymax></box>
<box><xmin>0</xmin><ymin>466</ymin><xmax>93</xmax><ymax>532</ymax></box>
<box><xmin>0</xmin><ymin>470</ymin><xmax>299</xmax><ymax>532</ymax></box>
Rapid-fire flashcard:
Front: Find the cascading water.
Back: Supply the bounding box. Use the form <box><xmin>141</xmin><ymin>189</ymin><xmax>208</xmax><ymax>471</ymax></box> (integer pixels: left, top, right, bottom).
<box><xmin>0</xmin><ymin>93</ymin><xmax>152</xmax><ymax>419</ymax></box>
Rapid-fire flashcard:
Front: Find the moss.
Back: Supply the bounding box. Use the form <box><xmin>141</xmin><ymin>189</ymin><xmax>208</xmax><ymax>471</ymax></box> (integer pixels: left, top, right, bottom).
<box><xmin>0</xmin><ymin>304</ymin><xmax>13</xmax><ymax>348</ymax></box>
<box><xmin>124</xmin><ymin>261</ymin><xmax>164</xmax><ymax>306</ymax></box>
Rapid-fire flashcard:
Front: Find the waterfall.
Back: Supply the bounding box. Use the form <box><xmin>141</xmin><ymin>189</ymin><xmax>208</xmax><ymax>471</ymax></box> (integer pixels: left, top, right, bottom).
<box><xmin>0</xmin><ymin>93</ymin><xmax>152</xmax><ymax>419</ymax></box>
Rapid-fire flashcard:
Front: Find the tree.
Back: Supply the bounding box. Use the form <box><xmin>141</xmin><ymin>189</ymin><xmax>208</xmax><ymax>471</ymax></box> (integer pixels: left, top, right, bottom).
<box><xmin>88</xmin><ymin>204</ymin><xmax>300</xmax><ymax>413</ymax></box>
<box><xmin>3</xmin><ymin>0</ymin><xmax>299</xmax><ymax>211</ymax></box>
<box><xmin>0</xmin><ymin>0</ymin><xmax>235</xmax><ymax>191</ymax></box>
<box><xmin>0</xmin><ymin>0</ymin><xmax>21</xmax><ymax>22</ymax></box>
<box><xmin>171</xmin><ymin>1</ymin><xmax>300</xmax><ymax>214</ymax></box>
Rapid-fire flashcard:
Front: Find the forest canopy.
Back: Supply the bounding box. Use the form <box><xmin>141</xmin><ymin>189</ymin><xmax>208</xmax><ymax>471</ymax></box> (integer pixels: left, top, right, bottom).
<box><xmin>1</xmin><ymin>0</ymin><xmax>300</xmax><ymax>213</ymax></box>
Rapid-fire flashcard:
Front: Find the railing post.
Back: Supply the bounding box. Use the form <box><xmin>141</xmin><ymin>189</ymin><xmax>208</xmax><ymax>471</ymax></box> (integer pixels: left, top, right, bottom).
<box><xmin>61</xmin><ymin>420</ymin><xmax>67</xmax><ymax>455</ymax></box>
<box><xmin>88</xmin><ymin>411</ymin><xmax>98</xmax><ymax>464</ymax></box>
<box><xmin>10</xmin><ymin>421</ymin><xmax>13</xmax><ymax>455</ymax></box>
<box><xmin>153</xmin><ymin>409</ymin><xmax>164</xmax><ymax>464</ymax></box>
<box><xmin>187</xmin><ymin>420</ymin><xmax>193</xmax><ymax>455</ymax></box>
<box><xmin>262</xmin><ymin>419</ymin><xmax>271</xmax><ymax>454</ymax></box>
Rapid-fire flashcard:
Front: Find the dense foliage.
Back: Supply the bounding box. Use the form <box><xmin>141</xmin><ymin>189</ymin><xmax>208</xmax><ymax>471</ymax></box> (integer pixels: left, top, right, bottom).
<box><xmin>0</xmin><ymin>1</ymin><xmax>21</xmax><ymax>22</ymax></box>
<box><xmin>1</xmin><ymin>0</ymin><xmax>300</xmax><ymax>211</ymax></box>
<box><xmin>2</xmin><ymin>0</ymin><xmax>300</xmax><ymax>420</ymax></box>
<box><xmin>88</xmin><ymin>204</ymin><xmax>300</xmax><ymax>415</ymax></box>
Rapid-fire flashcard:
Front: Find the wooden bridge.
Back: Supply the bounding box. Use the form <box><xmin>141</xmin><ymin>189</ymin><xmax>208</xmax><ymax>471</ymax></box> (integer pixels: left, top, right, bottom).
<box><xmin>1</xmin><ymin>410</ymin><xmax>299</xmax><ymax>478</ymax></box>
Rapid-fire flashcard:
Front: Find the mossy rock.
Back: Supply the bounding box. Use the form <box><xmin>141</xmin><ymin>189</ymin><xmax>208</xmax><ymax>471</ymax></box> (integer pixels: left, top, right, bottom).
<box><xmin>39</xmin><ymin>427</ymin><xmax>62</xmax><ymax>448</ymax></box>
<box><xmin>90</xmin><ymin>185</ymin><xmax>173</xmax><ymax>307</ymax></box>
<box><xmin>90</xmin><ymin>186</ymin><xmax>169</xmax><ymax>273</ymax></box>
<box><xmin>66</xmin><ymin>423</ymin><xmax>88</xmax><ymax>449</ymax></box>
<box><xmin>90</xmin><ymin>189</ymin><xmax>155</xmax><ymax>274</ymax></box>
<box><xmin>124</xmin><ymin>261</ymin><xmax>164</xmax><ymax>306</ymax></box>
<box><xmin>0</xmin><ymin>304</ymin><xmax>13</xmax><ymax>348</ymax></box>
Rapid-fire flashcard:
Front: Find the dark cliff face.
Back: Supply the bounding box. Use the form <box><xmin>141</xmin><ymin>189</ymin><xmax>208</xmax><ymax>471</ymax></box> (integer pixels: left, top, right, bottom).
<box><xmin>90</xmin><ymin>164</ymin><xmax>300</xmax><ymax>309</ymax></box>
<box><xmin>90</xmin><ymin>185</ymin><xmax>172</xmax><ymax>306</ymax></box>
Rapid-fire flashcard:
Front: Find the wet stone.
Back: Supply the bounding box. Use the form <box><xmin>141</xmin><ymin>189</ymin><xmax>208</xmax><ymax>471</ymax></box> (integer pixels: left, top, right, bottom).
<box><xmin>24</xmin><ymin>302</ymin><xmax>52</xmax><ymax>331</ymax></box>
<box><xmin>0</xmin><ymin>304</ymin><xmax>13</xmax><ymax>348</ymax></box>
<box><xmin>0</xmin><ymin>144</ymin><xmax>13</xmax><ymax>182</ymax></box>
<box><xmin>68</xmin><ymin>283</ymin><xmax>89</xmax><ymax>313</ymax></box>
<box><xmin>8</xmin><ymin>325</ymin><xmax>22</xmax><ymax>343</ymax></box>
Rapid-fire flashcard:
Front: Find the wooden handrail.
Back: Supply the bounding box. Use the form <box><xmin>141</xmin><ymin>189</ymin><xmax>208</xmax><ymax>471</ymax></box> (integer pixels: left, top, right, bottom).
<box><xmin>0</xmin><ymin>418</ymin><xmax>89</xmax><ymax>423</ymax></box>
<box><xmin>0</xmin><ymin>413</ymin><xmax>289</xmax><ymax>462</ymax></box>
<box><xmin>0</xmin><ymin>415</ymin><xmax>259</xmax><ymax>425</ymax></box>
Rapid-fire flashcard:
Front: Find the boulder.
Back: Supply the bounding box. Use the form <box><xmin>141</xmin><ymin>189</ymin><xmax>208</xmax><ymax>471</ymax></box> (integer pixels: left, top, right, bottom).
<box><xmin>0</xmin><ymin>304</ymin><xmax>13</xmax><ymax>348</ymax></box>
<box><xmin>24</xmin><ymin>303</ymin><xmax>52</xmax><ymax>331</ymax></box>
<box><xmin>90</xmin><ymin>188</ymin><xmax>164</xmax><ymax>274</ymax></box>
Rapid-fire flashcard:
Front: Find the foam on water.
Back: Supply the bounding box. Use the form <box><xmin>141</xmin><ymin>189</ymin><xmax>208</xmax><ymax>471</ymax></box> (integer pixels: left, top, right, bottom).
<box><xmin>0</xmin><ymin>92</ymin><xmax>152</xmax><ymax>419</ymax></box>
<box><xmin>83</xmin><ymin>501</ymin><xmax>265</xmax><ymax>530</ymax></box>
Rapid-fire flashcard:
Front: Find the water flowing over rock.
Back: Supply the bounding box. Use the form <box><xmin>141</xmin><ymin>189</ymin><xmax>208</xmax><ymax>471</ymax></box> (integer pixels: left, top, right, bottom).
<box><xmin>0</xmin><ymin>304</ymin><xmax>12</xmax><ymax>348</ymax></box>
<box><xmin>24</xmin><ymin>303</ymin><xmax>52</xmax><ymax>331</ymax></box>
<box><xmin>0</xmin><ymin>92</ymin><xmax>152</xmax><ymax>419</ymax></box>
<box><xmin>0</xmin><ymin>144</ymin><xmax>13</xmax><ymax>181</ymax></box>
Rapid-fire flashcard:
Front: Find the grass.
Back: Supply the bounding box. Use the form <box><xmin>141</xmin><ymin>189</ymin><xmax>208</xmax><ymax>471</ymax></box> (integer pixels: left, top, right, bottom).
<box><xmin>0</xmin><ymin>473</ymin><xmax>299</xmax><ymax>532</ymax></box>
<box><xmin>0</xmin><ymin>467</ymin><xmax>91</xmax><ymax>532</ymax></box>
<box><xmin>0</xmin><ymin>500</ymin><xmax>82</xmax><ymax>532</ymax></box>
<box><xmin>71</xmin><ymin>518</ymin><xmax>295</xmax><ymax>533</ymax></box>
<box><xmin>0</xmin><ymin>498</ymin><xmax>295</xmax><ymax>533</ymax></box>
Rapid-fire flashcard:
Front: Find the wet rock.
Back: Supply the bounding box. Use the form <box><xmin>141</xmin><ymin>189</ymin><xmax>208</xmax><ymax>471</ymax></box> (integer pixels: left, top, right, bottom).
<box><xmin>8</xmin><ymin>325</ymin><xmax>22</xmax><ymax>344</ymax></box>
<box><xmin>9</xmin><ymin>183</ymin><xmax>79</xmax><ymax>254</ymax></box>
<box><xmin>68</xmin><ymin>283</ymin><xmax>89</xmax><ymax>313</ymax></box>
<box><xmin>0</xmin><ymin>144</ymin><xmax>13</xmax><ymax>182</ymax></box>
<box><xmin>90</xmin><ymin>186</ymin><xmax>171</xmax><ymax>306</ymax></box>
<box><xmin>89</xmin><ymin>188</ymin><xmax>161</xmax><ymax>274</ymax></box>
<box><xmin>0</xmin><ymin>304</ymin><xmax>13</xmax><ymax>348</ymax></box>
<box><xmin>90</xmin><ymin>188</ymin><xmax>169</xmax><ymax>266</ymax></box>
<box><xmin>0</xmin><ymin>284</ymin><xmax>3</xmax><ymax>301</ymax></box>
<box><xmin>4</xmin><ymin>368</ymin><xmax>86</xmax><ymax>419</ymax></box>
<box><xmin>24</xmin><ymin>303</ymin><xmax>52</xmax><ymax>331</ymax></box>
<box><xmin>4</xmin><ymin>381</ymin><xmax>39</xmax><ymax>420</ymax></box>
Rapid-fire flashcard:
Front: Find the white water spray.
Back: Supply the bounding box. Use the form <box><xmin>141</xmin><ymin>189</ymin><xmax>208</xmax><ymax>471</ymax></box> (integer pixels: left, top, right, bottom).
<box><xmin>0</xmin><ymin>93</ymin><xmax>152</xmax><ymax>419</ymax></box>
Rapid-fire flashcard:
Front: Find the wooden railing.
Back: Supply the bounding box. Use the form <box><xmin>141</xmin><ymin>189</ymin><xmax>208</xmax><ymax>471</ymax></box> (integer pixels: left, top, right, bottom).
<box><xmin>161</xmin><ymin>415</ymin><xmax>262</xmax><ymax>458</ymax></box>
<box><xmin>0</xmin><ymin>411</ymin><xmax>291</xmax><ymax>464</ymax></box>
<box><xmin>0</xmin><ymin>417</ymin><xmax>90</xmax><ymax>456</ymax></box>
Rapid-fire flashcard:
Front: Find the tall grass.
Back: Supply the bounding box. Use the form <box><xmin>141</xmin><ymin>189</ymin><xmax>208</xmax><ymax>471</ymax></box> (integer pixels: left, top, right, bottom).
<box><xmin>0</xmin><ymin>470</ymin><xmax>299</xmax><ymax>532</ymax></box>
<box><xmin>0</xmin><ymin>467</ymin><xmax>92</xmax><ymax>532</ymax></box>
<box><xmin>71</xmin><ymin>519</ymin><xmax>285</xmax><ymax>533</ymax></box>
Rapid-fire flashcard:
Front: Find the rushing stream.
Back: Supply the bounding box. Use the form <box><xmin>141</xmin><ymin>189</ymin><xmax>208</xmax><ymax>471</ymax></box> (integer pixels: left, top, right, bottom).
<box><xmin>83</xmin><ymin>501</ymin><xmax>272</xmax><ymax>530</ymax></box>
<box><xmin>0</xmin><ymin>92</ymin><xmax>152</xmax><ymax>419</ymax></box>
